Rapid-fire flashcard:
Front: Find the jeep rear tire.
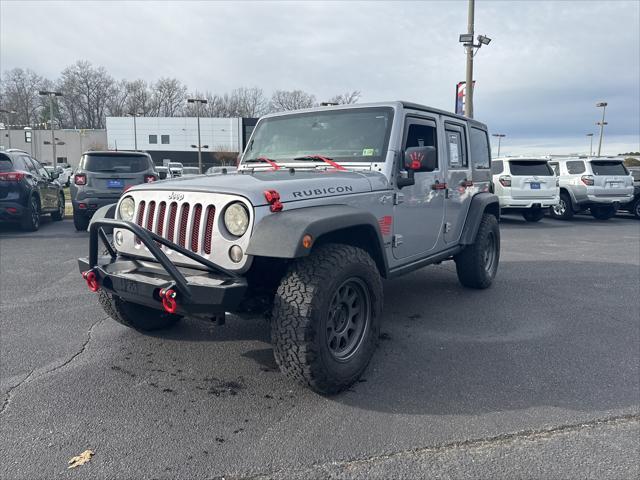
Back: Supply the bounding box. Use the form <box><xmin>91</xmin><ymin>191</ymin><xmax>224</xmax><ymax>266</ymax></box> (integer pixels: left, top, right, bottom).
<box><xmin>271</xmin><ymin>244</ymin><xmax>383</xmax><ymax>395</ymax></box>
<box><xmin>98</xmin><ymin>289</ymin><xmax>182</xmax><ymax>331</ymax></box>
<box><xmin>549</xmin><ymin>192</ymin><xmax>574</xmax><ymax>220</ymax></box>
<box><xmin>522</xmin><ymin>208</ymin><xmax>545</xmax><ymax>222</ymax></box>
<box><xmin>455</xmin><ymin>213</ymin><xmax>500</xmax><ymax>289</ymax></box>
<box><xmin>73</xmin><ymin>211</ymin><xmax>90</xmax><ymax>231</ymax></box>
<box><xmin>590</xmin><ymin>205</ymin><xmax>616</xmax><ymax>220</ymax></box>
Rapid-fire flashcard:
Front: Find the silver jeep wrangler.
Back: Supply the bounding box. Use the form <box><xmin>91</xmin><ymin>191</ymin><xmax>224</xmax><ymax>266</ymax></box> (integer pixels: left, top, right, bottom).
<box><xmin>79</xmin><ymin>101</ymin><xmax>500</xmax><ymax>394</ymax></box>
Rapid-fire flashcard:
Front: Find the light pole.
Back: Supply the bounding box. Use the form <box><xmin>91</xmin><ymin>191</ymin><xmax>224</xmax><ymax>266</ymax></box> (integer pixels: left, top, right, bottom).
<box><xmin>187</xmin><ymin>98</ymin><xmax>208</xmax><ymax>173</ymax></box>
<box><xmin>0</xmin><ymin>109</ymin><xmax>17</xmax><ymax>148</ymax></box>
<box><xmin>126</xmin><ymin>112</ymin><xmax>143</xmax><ymax>150</ymax></box>
<box><xmin>458</xmin><ymin>0</ymin><xmax>491</xmax><ymax>119</ymax></box>
<box><xmin>596</xmin><ymin>101</ymin><xmax>607</xmax><ymax>157</ymax></box>
<box><xmin>586</xmin><ymin>133</ymin><xmax>594</xmax><ymax>157</ymax></box>
<box><xmin>492</xmin><ymin>133</ymin><xmax>506</xmax><ymax>157</ymax></box>
<box><xmin>39</xmin><ymin>90</ymin><xmax>63</xmax><ymax>165</ymax></box>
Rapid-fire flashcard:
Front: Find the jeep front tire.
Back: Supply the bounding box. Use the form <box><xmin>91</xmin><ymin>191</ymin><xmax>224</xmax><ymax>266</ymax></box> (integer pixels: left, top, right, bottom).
<box><xmin>98</xmin><ymin>290</ymin><xmax>182</xmax><ymax>331</ymax></box>
<box><xmin>271</xmin><ymin>244</ymin><xmax>383</xmax><ymax>395</ymax></box>
<box><xmin>455</xmin><ymin>213</ymin><xmax>500</xmax><ymax>289</ymax></box>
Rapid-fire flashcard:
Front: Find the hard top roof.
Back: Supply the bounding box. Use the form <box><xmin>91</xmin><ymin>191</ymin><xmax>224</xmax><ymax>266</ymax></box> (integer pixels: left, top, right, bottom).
<box><xmin>84</xmin><ymin>150</ymin><xmax>150</xmax><ymax>156</ymax></box>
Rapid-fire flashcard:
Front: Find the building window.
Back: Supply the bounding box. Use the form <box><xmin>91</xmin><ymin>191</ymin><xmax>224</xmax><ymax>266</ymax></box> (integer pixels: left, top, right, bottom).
<box><xmin>149</xmin><ymin>135</ymin><xmax>157</xmax><ymax>144</ymax></box>
<box><xmin>25</xmin><ymin>131</ymin><xmax>32</xmax><ymax>143</ymax></box>
<box><xmin>56</xmin><ymin>157</ymin><xmax>67</xmax><ymax>164</ymax></box>
<box><xmin>161</xmin><ymin>135</ymin><xmax>170</xmax><ymax>145</ymax></box>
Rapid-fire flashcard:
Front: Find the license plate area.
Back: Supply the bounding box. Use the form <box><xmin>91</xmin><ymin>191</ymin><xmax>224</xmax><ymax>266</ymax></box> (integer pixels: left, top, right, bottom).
<box><xmin>608</xmin><ymin>182</ymin><xmax>620</xmax><ymax>188</ymax></box>
<box><xmin>530</xmin><ymin>182</ymin><xmax>541</xmax><ymax>189</ymax></box>
<box><xmin>107</xmin><ymin>179</ymin><xmax>124</xmax><ymax>188</ymax></box>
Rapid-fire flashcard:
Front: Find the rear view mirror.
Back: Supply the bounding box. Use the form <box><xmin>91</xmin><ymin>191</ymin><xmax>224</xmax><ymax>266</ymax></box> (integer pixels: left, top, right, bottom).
<box><xmin>404</xmin><ymin>146</ymin><xmax>437</xmax><ymax>172</ymax></box>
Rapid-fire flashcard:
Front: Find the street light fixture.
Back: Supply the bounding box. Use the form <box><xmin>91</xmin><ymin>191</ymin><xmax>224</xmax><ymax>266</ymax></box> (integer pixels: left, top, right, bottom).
<box><xmin>126</xmin><ymin>112</ymin><xmax>143</xmax><ymax>150</ymax></box>
<box><xmin>492</xmin><ymin>133</ymin><xmax>506</xmax><ymax>157</ymax></box>
<box><xmin>0</xmin><ymin>109</ymin><xmax>17</xmax><ymax>148</ymax></box>
<box><xmin>595</xmin><ymin>101</ymin><xmax>607</xmax><ymax>157</ymax></box>
<box><xmin>458</xmin><ymin>0</ymin><xmax>492</xmax><ymax>118</ymax></box>
<box><xmin>586</xmin><ymin>133</ymin><xmax>594</xmax><ymax>157</ymax></box>
<box><xmin>187</xmin><ymin>98</ymin><xmax>208</xmax><ymax>173</ymax></box>
<box><xmin>39</xmin><ymin>90</ymin><xmax>63</xmax><ymax>165</ymax></box>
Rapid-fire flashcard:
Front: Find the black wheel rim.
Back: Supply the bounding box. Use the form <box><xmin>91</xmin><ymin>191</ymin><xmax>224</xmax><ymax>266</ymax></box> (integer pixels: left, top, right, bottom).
<box><xmin>484</xmin><ymin>232</ymin><xmax>497</xmax><ymax>273</ymax></box>
<box><xmin>326</xmin><ymin>277</ymin><xmax>371</xmax><ymax>361</ymax></box>
<box><xmin>31</xmin><ymin>198</ymin><xmax>39</xmax><ymax>227</ymax></box>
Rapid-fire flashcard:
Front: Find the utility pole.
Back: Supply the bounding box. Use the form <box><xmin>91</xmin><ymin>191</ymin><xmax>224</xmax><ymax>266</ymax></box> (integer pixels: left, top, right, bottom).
<box><xmin>492</xmin><ymin>133</ymin><xmax>506</xmax><ymax>157</ymax></box>
<box><xmin>0</xmin><ymin>109</ymin><xmax>17</xmax><ymax>148</ymax></box>
<box><xmin>187</xmin><ymin>98</ymin><xmax>208</xmax><ymax>173</ymax></box>
<box><xmin>586</xmin><ymin>133</ymin><xmax>594</xmax><ymax>157</ymax></box>
<box><xmin>39</xmin><ymin>91</ymin><xmax>63</xmax><ymax>165</ymax></box>
<box><xmin>459</xmin><ymin>0</ymin><xmax>490</xmax><ymax>119</ymax></box>
<box><xmin>126</xmin><ymin>112</ymin><xmax>142</xmax><ymax>150</ymax></box>
<box><xmin>596</xmin><ymin>101</ymin><xmax>607</xmax><ymax>157</ymax></box>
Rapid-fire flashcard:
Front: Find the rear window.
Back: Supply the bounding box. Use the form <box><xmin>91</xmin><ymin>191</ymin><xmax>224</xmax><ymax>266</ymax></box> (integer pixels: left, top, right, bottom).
<box><xmin>590</xmin><ymin>161</ymin><xmax>628</xmax><ymax>176</ymax></box>
<box><xmin>566</xmin><ymin>161</ymin><xmax>586</xmax><ymax>174</ymax></box>
<box><xmin>0</xmin><ymin>154</ymin><xmax>12</xmax><ymax>172</ymax></box>
<box><xmin>508</xmin><ymin>160</ymin><xmax>553</xmax><ymax>176</ymax></box>
<box><xmin>81</xmin><ymin>154</ymin><xmax>150</xmax><ymax>173</ymax></box>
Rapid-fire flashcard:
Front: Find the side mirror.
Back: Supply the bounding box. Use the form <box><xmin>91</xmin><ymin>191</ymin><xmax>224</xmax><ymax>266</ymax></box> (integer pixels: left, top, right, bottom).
<box><xmin>404</xmin><ymin>146</ymin><xmax>437</xmax><ymax>173</ymax></box>
<box><xmin>49</xmin><ymin>171</ymin><xmax>60</xmax><ymax>180</ymax></box>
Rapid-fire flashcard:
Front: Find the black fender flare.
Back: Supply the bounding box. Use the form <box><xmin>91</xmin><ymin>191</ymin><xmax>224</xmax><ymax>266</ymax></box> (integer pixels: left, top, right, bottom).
<box><xmin>88</xmin><ymin>203</ymin><xmax>117</xmax><ymax>234</ymax></box>
<box><xmin>459</xmin><ymin>193</ymin><xmax>500</xmax><ymax>245</ymax></box>
<box><xmin>247</xmin><ymin>205</ymin><xmax>388</xmax><ymax>272</ymax></box>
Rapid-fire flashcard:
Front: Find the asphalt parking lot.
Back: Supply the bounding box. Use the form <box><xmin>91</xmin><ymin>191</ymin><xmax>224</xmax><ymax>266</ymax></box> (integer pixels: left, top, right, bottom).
<box><xmin>1</xmin><ymin>214</ymin><xmax>638</xmax><ymax>479</ymax></box>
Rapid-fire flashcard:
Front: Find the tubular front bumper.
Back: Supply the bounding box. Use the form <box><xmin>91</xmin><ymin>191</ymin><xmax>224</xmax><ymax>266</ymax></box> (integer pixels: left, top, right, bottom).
<box><xmin>78</xmin><ymin>219</ymin><xmax>247</xmax><ymax>315</ymax></box>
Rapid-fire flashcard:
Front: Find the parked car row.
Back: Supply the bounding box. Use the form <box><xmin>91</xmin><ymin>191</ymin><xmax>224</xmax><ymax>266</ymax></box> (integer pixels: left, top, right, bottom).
<box><xmin>491</xmin><ymin>156</ymin><xmax>637</xmax><ymax>221</ymax></box>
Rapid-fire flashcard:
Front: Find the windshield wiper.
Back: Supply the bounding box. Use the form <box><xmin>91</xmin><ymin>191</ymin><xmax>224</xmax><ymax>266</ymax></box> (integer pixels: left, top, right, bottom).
<box><xmin>293</xmin><ymin>155</ymin><xmax>346</xmax><ymax>171</ymax></box>
<box><xmin>244</xmin><ymin>157</ymin><xmax>281</xmax><ymax>170</ymax></box>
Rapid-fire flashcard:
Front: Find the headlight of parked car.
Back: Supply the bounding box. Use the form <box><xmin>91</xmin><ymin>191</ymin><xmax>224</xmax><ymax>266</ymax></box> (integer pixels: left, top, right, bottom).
<box><xmin>119</xmin><ymin>196</ymin><xmax>135</xmax><ymax>221</ymax></box>
<box><xmin>224</xmin><ymin>202</ymin><xmax>249</xmax><ymax>236</ymax></box>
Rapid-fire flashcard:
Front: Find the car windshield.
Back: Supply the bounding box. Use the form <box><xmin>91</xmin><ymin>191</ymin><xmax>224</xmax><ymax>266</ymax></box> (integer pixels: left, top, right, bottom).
<box><xmin>508</xmin><ymin>160</ymin><xmax>553</xmax><ymax>176</ymax></box>
<box><xmin>243</xmin><ymin>107</ymin><xmax>394</xmax><ymax>164</ymax></box>
<box><xmin>81</xmin><ymin>154</ymin><xmax>149</xmax><ymax>173</ymax></box>
<box><xmin>590</xmin><ymin>161</ymin><xmax>628</xmax><ymax>175</ymax></box>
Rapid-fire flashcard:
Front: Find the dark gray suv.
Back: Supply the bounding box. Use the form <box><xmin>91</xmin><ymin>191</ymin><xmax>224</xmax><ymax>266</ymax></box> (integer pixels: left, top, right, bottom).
<box><xmin>71</xmin><ymin>151</ymin><xmax>157</xmax><ymax>231</ymax></box>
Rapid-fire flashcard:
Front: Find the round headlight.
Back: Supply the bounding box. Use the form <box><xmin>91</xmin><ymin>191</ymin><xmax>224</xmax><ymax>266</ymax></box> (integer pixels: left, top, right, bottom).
<box><xmin>224</xmin><ymin>202</ymin><xmax>249</xmax><ymax>236</ymax></box>
<box><xmin>119</xmin><ymin>196</ymin><xmax>135</xmax><ymax>221</ymax></box>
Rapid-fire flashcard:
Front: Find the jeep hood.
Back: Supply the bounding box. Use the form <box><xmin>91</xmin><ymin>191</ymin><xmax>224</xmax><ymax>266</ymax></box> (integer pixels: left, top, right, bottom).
<box><xmin>130</xmin><ymin>169</ymin><xmax>390</xmax><ymax>205</ymax></box>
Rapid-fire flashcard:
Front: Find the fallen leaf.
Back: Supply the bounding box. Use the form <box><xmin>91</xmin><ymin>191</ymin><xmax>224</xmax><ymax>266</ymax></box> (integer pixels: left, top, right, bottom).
<box><xmin>68</xmin><ymin>450</ymin><xmax>94</xmax><ymax>469</ymax></box>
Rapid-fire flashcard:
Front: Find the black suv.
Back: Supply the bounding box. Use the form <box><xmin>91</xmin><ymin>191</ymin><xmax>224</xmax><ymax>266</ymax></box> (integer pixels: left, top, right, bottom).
<box><xmin>0</xmin><ymin>149</ymin><xmax>65</xmax><ymax>231</ymax></box>
<box><xmin>70</xmin><ymin>151</ymin><xmax>157</xmax><ymax>231</ymax></box>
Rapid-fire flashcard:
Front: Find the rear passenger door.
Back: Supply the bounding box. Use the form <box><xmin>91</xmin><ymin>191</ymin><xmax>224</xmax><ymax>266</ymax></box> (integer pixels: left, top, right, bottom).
<box><xmin>443</xmin><ymin>121</ymin><xmax>472</xmax><ymax>244</ymax></box>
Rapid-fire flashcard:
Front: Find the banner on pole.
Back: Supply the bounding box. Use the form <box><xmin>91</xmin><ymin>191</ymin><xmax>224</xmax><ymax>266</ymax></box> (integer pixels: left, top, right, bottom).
<box><xmin>455</xmin><ymin>81</ymin><xmax>475</xmax><ymax>115</ymax></box>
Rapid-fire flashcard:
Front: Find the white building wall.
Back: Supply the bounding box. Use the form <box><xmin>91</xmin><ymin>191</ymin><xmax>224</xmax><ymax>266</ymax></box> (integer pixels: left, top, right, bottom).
<box><xmin>106</xmin><ymin>117</ymin><xmax>241</xmax><ymax>153</ymax></box>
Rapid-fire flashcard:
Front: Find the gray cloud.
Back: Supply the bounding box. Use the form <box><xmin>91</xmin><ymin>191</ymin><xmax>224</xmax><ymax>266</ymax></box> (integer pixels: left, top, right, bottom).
<box><xmin>1</xmin><ymin>0</ymin><xmax>638</xmax><ymax>153</ymax></box>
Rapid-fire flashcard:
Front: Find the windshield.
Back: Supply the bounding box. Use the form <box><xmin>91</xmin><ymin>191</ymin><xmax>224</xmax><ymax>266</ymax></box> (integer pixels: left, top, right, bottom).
<box><xmin>81</xmin><ymin>154</ymin><xmax>150</xmax><ymax>173</ymax></box>
<box><xmin>244</xmin><ymin>107</ymin><xmax>394</xmax><ymax>164</ymax></box>
<box><xmin>590</xmin><ymin>161</ymin><xmax>628</xmax><ymax>176</ymax></box>
<box><xmin>508</xmin><ymin>160</ymin><xmax>553</xmax><ymax>176</ymax></box>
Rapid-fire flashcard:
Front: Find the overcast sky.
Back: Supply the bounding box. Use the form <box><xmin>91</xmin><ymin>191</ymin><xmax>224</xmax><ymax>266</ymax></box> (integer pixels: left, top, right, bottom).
<box><xmin>1</xmin><ymin>0</ymin><xmax>639</xmax><ymax>155</ymax></box>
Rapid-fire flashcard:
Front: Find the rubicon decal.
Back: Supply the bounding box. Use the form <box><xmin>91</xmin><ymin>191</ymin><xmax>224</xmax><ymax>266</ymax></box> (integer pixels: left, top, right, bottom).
<box><xmin>292</xmin><ymin>185</ymin><xmax>354</xmax><ymax>198</ymax></box>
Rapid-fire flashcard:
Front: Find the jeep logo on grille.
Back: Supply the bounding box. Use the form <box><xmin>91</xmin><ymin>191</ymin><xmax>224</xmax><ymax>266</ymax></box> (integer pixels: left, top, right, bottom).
<box><xmin>168</xmin><ymin>192</ymin><xmax>184</xmax><ymax>201</ymax></box>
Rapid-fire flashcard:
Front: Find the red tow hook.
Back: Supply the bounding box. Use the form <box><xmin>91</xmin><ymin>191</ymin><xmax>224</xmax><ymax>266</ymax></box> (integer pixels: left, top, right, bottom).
<box><xmin>159</xmin><ymin>288</ymin><xmax>178</xmax><ymax>314</ymax></box>
<box><xmin>82</xmin><ymin>270</ymin><xmax>99</xmax><ymax>292</ymax></box>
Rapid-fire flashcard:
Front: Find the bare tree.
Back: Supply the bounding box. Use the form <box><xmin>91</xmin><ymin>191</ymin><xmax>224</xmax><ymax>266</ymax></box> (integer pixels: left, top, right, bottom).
<box><xmin>125</xmin><ymin>79</ymin><xmax>152</xmax><ymax>115</ymax></box>
<box><xmin>327</xmin><ymin>90</ymin><xmax>361</xmax><ymax>105</ymax></box>
<box><xmin>149</xmin><ymin>78</ymin><xmax>187</xmax><ymax>117</ymax></box>
<box><xmin>270</xmin><ymin>89</ymin><xmax>316</xmax><ymax>112</ymax></box>
<box><xmin>0</xmin><ymin>68</ymin><xmax>46</xmax><ymax>126</ymax></box>
<box><xmin>59</xmin><ymin>60</ymin><xmax>115</xmax><ymax>128</ymax></box>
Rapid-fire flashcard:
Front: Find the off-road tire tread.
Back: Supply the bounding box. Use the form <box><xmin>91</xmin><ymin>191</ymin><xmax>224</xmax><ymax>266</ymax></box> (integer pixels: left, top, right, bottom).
<box><xmin>271</xmin><ymin>244</ymin><xmax>382</xmax><ymax>395</ymax></box>
<box><xmin>454</xmin><ymin>213</ymin><xmax>500</xmax><ymax>289</ymax></box>
<box><xmin>98</xmin><ymin>289</ymin><xmax>181</xmax><ymax>331</ymax></box>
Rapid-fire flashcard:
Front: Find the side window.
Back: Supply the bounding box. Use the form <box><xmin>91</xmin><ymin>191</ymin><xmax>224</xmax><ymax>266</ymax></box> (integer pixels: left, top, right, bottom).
<box><xmin>445</xmin><ymin>126</ymin><xmax>467</xmax><ymax>168</ymax></box>
<box><xmin>32</xmin><ymin>158</ymin><xmax>49</xmax><ymax>178</ymax></box>
<box><xmin>549</xmin><ymin>162</ymin><xmax>559</xmax><ymax>176</ymax></box>
<box><xmin>149</xmin><ymin>135</ymin><xmax>158</xmax><ymax>144</ymax></box>
<box><xmin>404</xmin><ymin>121</ymin><xmax>438</xmax><ymax>168</ymax></box>
<box><xmin>23</xmin><ymin>156</ymin><xmax>39</xmax><ymax>174</ymax></box>
<box><xmin>470</xmin><ymin>127</ymin><xmax>490</xmax><ymax>169</ymax></box>
<box><xmin>566</xmin><ymin>161</ymin><xmax>585</xmax><ymax>174</ymax></box>
<box><xmin>491</xmin><ymin>160</ymin><xmax>504</xmax><ymax>175</ymax></box>
<box><xmin>12</xmin><ymin>155</ymin><xmax>28</xmax><ymax>172</ymax></box>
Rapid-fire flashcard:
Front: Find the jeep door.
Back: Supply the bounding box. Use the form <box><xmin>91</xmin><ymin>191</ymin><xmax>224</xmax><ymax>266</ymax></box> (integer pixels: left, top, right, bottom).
<box><xmin>442</xmin><ymin>121</ymin><xmax>472</xmax><ymax>244</ymax></box>
<box><xmin>392</xmin><ymin>116</ymin><xmax>445</xmax><ymax>260</ymax></box>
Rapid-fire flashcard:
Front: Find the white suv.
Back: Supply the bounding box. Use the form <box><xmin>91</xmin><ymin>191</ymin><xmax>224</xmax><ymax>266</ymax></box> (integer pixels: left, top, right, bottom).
<box><xmin>548</xmin><ymin>157</ymin><xmax>634</xmax><ymax>220</ymax></box>
<box><xmin>491</xmin><ymin>157</ymin><xmax>559</xmax><ymax>222</ymax></box>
